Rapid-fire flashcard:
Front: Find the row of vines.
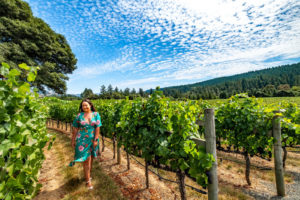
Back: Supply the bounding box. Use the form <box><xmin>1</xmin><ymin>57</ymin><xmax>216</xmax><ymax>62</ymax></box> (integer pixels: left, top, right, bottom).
<box><xmin>47</xmin><ymin>89</ymin><xmax>300</xmax><ymax>187</ymax></box>
<box><xmin>1</xmin><ymin>60</ymin><xmax>299</xmax><ymax>199</ymax></box>
<box><xmin>0</xmin><ymin>63</ymin><xmax>53</xmax><ymax>200</ymax></box>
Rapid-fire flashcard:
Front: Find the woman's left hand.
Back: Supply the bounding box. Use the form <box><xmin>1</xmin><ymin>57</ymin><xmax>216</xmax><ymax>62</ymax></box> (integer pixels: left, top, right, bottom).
<box><xmin>93</xmin><ymin>140</ymin><xmax>98</xmax><ymax>148</ymax></box>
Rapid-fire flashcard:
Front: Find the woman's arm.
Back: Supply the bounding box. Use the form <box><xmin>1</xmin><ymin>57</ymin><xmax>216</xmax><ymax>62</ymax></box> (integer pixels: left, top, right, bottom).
<box><xmin>71</xmin><ymin>127</ymin><xmax>78</xmax><ymax>148</ymax></box>
<box><xmin>93</xmin><ymin>127</ymin><xmax>100</xmax><ymax>147</ymax></box>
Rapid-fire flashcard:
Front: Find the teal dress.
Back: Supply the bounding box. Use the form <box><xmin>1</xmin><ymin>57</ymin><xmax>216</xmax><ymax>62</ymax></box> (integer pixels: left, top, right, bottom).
<box><xmin>69</xmin><ymin>112</ymin><xmax>102</xmax><ymax>166</ymax></box>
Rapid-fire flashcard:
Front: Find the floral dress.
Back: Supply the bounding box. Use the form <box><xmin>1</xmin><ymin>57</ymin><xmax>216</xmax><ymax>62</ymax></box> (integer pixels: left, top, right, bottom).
<box><xmin>69</xmin><ymin>112</ymin><xmax>102</xmax><ymax>166</ymax></box>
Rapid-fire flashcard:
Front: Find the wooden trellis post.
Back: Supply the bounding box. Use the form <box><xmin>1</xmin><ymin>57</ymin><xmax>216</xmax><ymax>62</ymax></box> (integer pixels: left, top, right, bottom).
<box><xmin>193</xmin><ymin>108</ymin><xmax>218</xmax><ymax>200</ymax></box>
<box><xmin>273</xmin><ymin>111</ymin><xmax>285</xmax><ymax>197</ymax></box>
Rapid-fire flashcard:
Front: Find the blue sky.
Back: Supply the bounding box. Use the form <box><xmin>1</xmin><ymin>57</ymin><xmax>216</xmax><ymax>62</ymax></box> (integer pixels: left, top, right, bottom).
<box><xmin>24</xmin><ymin>0</ymin><xmax>300</xmax><ymax>94</ymax></box>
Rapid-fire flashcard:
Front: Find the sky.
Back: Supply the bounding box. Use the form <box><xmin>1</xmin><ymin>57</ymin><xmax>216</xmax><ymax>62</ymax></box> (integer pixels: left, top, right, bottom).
<box><xmin>24</xmin><ymin>0</ymin><xmax>300</xmax><ymax>94</ymax></box>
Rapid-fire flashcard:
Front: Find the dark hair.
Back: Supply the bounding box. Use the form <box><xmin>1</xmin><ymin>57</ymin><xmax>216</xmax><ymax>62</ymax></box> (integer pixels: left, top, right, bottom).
<box><xmin>79</xmin><ymin>98</ymin><xmax>96</xmax><ymax>112</ymax></box>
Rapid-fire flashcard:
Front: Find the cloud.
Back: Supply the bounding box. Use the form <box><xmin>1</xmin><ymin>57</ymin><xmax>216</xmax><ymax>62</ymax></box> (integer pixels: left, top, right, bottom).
<box><xmin>26</xmin><ymin>0</ymin><xmax>300</xmax><ymax>92</ymax></box>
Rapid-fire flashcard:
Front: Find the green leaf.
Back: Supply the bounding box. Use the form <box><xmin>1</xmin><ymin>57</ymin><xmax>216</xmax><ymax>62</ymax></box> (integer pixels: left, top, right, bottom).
<box><xmin>20</xmin><ymin>129</ymin><xmax>30</xmax><ymax>136</ymax></box>
<box><xmin>27</xmin><ymin>72</ymin><xmax>36</xmax><ymax>82</ymax></box>
<box><xmin>0</xmin><ymin>157</ymin><xmax>4</xmax><ymax>167</ymax></box>
<box><xmin>0</xmin><ymin>181</ymin><xmax>5</xmax><ymax>192</ymax></box>
<box><xmin>0</xmin><ymin>66</ymin><xmax>9</xmax><ymax>77</ymax></box>
<box><xmin>8</xmin><ymin>69</ymin><xmax>20</xmax><ymax>77</ymax></box>
<box><xmin>1</xmin><ymin>62</ymin><xmax>10</xmax><ymax>69</ymax></box>
<box><xmin>6</xmin><ymin>164</ymin><xmax>14</xmax><ymax>176</ymax></box>
<box><xmin>180</xmin><ymin>161</ymin><xmax>189</xmax><ymax>171</ymax></box>
<box><xmin>18</xmin><ymin>63</ymin><xmax>30</xmax><ymax>71</ymax></box>
<box><xmin>29</xmin><ymin>152</ymin><xmax>36</xmax><ymax>160</ymax></box>
<box><xmin>5</xmin><ymin>193</ymin><xmax>12</xmax><ymax>200</ymax></box>
<box><xmin>18</xmin><ymin>82</ymin><xmax>30</xmax><ymax>94</ymax></box>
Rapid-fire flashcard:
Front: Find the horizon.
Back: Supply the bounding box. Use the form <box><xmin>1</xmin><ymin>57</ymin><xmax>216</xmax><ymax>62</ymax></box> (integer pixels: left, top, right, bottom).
<box><xmin>58</xmin><ymin>61</ymin><xmax>298</xmax><ymax>95</ymax></box>
<box><xmin>24</xmin><ymin>0</ymin><xmax>300</xmax><ymax>94</ymax></box>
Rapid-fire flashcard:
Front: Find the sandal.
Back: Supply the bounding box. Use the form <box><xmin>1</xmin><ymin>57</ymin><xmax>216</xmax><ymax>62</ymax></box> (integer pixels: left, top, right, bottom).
<box><xmin>86</xmin><ymin>180</ymin><xmax>93</xmax><ymax>190</ymax></box>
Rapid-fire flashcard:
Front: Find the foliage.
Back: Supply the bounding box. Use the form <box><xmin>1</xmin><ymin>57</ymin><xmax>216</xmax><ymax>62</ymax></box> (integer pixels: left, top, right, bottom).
<box><xmin>162</xmin><ymin>62</ymin><xmax>300</xmax><ymax>99</ymax></box>
<box><xmin>116</xmin><ymin>89</ymin><xmax>214</xmax><ymax>186</ymax></box>
<box><xmin>0</xmin><ymin>0</ymin><xmax>77</xmax><ymax>94</ymax></box>
<box><xmin>46</xmin><ymin>92</ymin><xmax>300</xmax><ymax>186</ymax></box>
<box><xmin>215</xmin><ymin>94</ymin><xmax>274</xmax><ymax>157</ymax></box>
<box><xmin>98</xmin><ymin>84</ymin><xmax>147</xmax><ymax>99</ymax></box>
<box><xmin>271</xmin><ymin>102</ymin><xmax>300</xmax><ymax>147</ymax></box>
<box><xmin>80</xmin><ymin>88</ymin><xmax>95</xmax><ymax>99</ymax></box>
<box><xmin>0</xmin><ymin>62</ymin><xmax>51</xmax><ymax>199</ymax></box>
<box><xmin>46</xmin><ymin>90</ymin><xmax>215</xmax><ymax>187</ymax></box>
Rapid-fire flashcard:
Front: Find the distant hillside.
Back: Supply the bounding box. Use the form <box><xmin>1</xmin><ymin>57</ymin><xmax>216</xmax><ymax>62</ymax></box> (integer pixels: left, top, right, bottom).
<box><xmin>162</xmin><ymin>62</ymin><xmax>300</xmax><ymax>99</ymax></box>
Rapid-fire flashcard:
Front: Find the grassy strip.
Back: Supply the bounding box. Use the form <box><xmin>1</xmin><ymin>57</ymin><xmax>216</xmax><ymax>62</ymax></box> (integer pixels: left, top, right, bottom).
<box><xmin>207</xmin><ymin>96</ymin><xmax>300</xmax><ymax>106</ymax></box>
<box><xmin>47</xmin><ymin>130</ymin><xmax>126</xmax><ymax>200</ymax></box>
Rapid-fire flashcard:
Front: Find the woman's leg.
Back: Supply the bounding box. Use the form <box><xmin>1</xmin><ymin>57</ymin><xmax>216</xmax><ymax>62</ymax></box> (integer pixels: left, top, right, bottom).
<box><xmin>91</xmin><ymin>156</ymin><xmax>94</xmax><ymax>173</ymax></box>
<box><xmin>83</xmin><ymin>156</ymin><xmax>92</xmax><ymax>186</ymax></box>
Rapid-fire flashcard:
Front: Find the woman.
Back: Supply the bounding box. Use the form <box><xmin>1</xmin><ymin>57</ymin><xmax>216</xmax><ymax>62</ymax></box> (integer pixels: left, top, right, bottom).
<box><xmin>70</xmin><ymin>99</ymin><xmax>102</xmax><ymax>190</ymax></box>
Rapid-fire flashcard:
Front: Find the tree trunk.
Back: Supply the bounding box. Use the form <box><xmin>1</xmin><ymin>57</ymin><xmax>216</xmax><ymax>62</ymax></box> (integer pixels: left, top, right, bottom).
<box><xmin>244</xmin><ymin>151</ymin><xmax>251</xmax><ymax>185</ymax></box>
<box><xmin>113</xmin><ymin>136</ymin><xmax>116</xmax><ymax>159</ymax></box>
<box><xmin>282</xmin><ymin>146</ymin><xmax>287</xmax><ymax>169</ymax></box>
<box><xmin>145</xmin><ymin>160</ymin><xmax>149</xmax><ymax>188</ymax></box>
<box><xmin>127</xmin><ymin>151</ymin><xmax>130</xmax><ymax>170</ymax></box>
<box><xmin>216</xmin><ymin>138</ymin><xmax>221</xmax><ymax>149</ymax></box>
<box><xmin>117</xmin><ymin>143</ymin><xmax>121</xmax><ymax>164</ymax></box>
<box><xmin>176</xmin><ymin>170</ymin><xmax>187</xmax><ymax>200</ymax></box>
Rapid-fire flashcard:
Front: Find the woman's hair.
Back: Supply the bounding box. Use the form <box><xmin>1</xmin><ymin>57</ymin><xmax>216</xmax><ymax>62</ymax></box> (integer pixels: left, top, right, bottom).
<box><xmin>79</xmin><ymin>98</ymin><xmax>96</xmax><ymax>112</ymax></box>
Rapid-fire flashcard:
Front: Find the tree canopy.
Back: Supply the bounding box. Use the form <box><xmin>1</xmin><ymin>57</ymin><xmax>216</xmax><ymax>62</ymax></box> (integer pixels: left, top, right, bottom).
<box><xmin>81</xmin><ymin>88</ymin><xmax>94</xmax><ymax>99</ymax></box>
<box><xmin>0</xmin><ymin>0</ymin><xmax>77</xmax><ymax>94</ymax></box>
<box><xmin>162</xmin><ymin>62</ymin><xmax>300</xmax><ymax>99</ymax></box>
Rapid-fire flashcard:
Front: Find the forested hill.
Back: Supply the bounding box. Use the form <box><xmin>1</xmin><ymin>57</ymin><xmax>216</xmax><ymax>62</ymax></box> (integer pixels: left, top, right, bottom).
<box><xmin>162</xmin><ymin>62</ymin><xmax>300</xmax><ymax>99</ymax></box>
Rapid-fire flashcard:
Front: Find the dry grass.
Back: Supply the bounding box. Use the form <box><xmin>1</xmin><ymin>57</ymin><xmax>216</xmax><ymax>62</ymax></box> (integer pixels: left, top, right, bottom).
<box><xmin>39</xmin><ymin>130</ymin><xmax>126</xmax><ymax>200</ymax></box>
<box><xmin>285</xmin><ymin>148</ymin><xmax>300</xmax><ymax>172</ymax></box>
<box><xmin>101</xmin><ymin>139</ymin><xmax>253</xmax><ymax>200</ymax></box>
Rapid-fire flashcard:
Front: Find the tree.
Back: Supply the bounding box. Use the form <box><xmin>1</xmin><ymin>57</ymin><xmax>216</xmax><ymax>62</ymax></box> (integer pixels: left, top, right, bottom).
<box><xmin>107</xmin><ymin>84</ymin><xmax>113</xmax><ymax>95</ymax></box>
<box><xmin>277</xmin><ymin>84</ymin><xmax>290</xmax><ymax>91</ymax></box>
<box><xmin>139</xmin><ymin>88</ymin><xmax>144</xmax><ymax>97</ymax></box>
<box><xmin>81</xmin><ymin>88</ymin><xmax>93</xmax><ymax>99</ymax></box>
<box><xmin>114</xmin><ymin>86</ymin><xmax>119</xmax><ymax>93</ymax></box>
<box><xmin>131</xmin><ymin>88</ymin><xmax>136</xmax><ymax>94</ymax></box>
<box><xmin>0</xmin><ymin>0</ymin><xmax>77</xmax><ymax>94</ymax></box>
<box><xmin>124</xmin><ymin>88</ymin><xmax>130</xmax><ymax>96</ymax></box>
<box><xmin>149</xmin><ymin>88</ymin><xmax>153</xmax><ymax>95</ymax></box>
<box><xmin>100</xmin><ymin>85</ymin><xmax>106</xmax><ymax>95</ymax></box>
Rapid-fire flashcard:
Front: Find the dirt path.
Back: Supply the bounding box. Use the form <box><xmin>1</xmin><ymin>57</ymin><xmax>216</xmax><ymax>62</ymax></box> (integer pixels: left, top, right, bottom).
<box><xmin>240</xmin><ymin>151</ymin><xmax>300</xmax><ymax>200</ymax></box>
<box><xmin>34</xmin><ymin>128</ymin><xmax>181</xmax><ymax>200</ymax></box>
<box><xmin>98</xmin><ymin>143</ymin><xmax>179</xmax><ymax>200</ymax></box>
<box><xmin>33</xmin><ymin>138</ymin><xmax>66</xmax><ymax>200</ymax></box>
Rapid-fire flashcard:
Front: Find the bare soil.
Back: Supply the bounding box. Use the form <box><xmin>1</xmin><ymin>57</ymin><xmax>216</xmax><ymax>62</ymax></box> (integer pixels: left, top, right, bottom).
<box><xmin>33</xmin><ymin>139</ymin><xmax>66</xmax><ymax>200</ymax></box>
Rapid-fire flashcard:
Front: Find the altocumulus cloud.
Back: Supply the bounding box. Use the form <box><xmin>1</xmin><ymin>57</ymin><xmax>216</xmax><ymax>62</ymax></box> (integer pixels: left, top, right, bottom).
<box><xmin>24</xmin><ymin>0</ymin><xmax>300</xmax><ymax>93</ymax></box>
